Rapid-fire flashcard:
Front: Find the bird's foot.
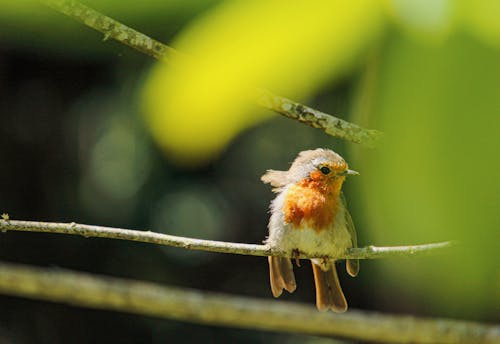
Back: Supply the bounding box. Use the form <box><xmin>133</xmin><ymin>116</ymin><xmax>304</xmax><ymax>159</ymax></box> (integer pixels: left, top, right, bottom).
<box><xmin>292</xmin><ymin>248</ymin><xmax>301</xmax><ymax>267</ymax></box>
<box><xmin>322</xmin><ymin>256</ymin><xmax>329</xmax><ymax>268</ymax></box>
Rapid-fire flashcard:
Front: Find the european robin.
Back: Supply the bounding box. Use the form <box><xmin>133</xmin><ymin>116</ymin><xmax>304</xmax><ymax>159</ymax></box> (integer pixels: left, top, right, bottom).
<box><xmin>262</xmin><ymin>148</ymin><xmax>359</xmax><ymax>312</ymax></box>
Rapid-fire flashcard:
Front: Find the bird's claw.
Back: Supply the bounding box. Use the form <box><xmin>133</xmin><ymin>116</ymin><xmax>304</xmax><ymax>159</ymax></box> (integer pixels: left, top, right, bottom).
<box><xmin>322</xmin><ymin>256</ymin><xmax>329</xmax><ymax>266</ymax></box>
<box><xmin>292</xmin><ymin>248</ymin><xmax>301</xmax><ymax>267</ymax></box>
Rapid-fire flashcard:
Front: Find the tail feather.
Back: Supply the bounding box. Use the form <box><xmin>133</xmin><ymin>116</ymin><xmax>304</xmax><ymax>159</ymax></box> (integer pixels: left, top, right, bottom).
<box><xmin>268</xmin><ymin>256</ymin><xmax>296</xmax><ymax>297</ymax></box>
<box><xmin>311</xmin><ymin>261</ymin><xmax>347</xmax><ymax>312</ymax></box>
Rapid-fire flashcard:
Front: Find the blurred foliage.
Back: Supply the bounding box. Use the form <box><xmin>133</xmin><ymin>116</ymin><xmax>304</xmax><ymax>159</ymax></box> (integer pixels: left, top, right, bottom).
<box><xmin>352</xmin><ymin>30</ymin><xmax>499</xmax><ymax>314</ymax></box>
<box><xmin>0</xmin><ymin>0</ymin><xmax>499</xmax><ymax>342</ymax></box>
<box><xmin>0</xmin><ymin>0</ymin><xmax>219</xmax><ymax>57</ymax></box>
<box><xmin>141</xmin><ymin>0</ymin><xmax>383</xmax><ymax>165</ymax></box>
<box><xmin>350</xmin><ymin>0</ymin><xmax>500</xmax><ymax>317</ymax></box>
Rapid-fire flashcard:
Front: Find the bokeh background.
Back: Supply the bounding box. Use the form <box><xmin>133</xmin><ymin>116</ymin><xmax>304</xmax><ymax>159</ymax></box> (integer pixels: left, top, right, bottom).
<box><xmin>0</xmin><ymin>0</ymin><xmax>498</xmax><ymax>343</ymax></box>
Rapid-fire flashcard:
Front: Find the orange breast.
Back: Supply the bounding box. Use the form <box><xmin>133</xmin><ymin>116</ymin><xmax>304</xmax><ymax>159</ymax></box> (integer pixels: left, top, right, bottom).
<box><xmin>283</xmin><ymin>178</ymin><xmax>341</xmax><ymax>232</ymax></box>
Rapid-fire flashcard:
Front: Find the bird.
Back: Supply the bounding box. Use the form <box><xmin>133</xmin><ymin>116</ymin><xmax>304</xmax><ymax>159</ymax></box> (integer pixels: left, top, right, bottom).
<box><xmin>261</xmin><ymin>148</ymin><xmax>359</xmax><ymax>312</ymax></box>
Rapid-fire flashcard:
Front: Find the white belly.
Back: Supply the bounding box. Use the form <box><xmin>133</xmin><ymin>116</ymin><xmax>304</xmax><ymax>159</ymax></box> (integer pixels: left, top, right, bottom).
<box><xmin>265</xmin><ymin>189</ymin><xmax>352</xmax><ymax>259</ymax></box>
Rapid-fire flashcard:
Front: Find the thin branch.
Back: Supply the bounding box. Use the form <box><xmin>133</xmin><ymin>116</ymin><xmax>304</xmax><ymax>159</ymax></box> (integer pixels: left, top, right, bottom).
<box><xmin>39</xmin><ymin>0</ymin><xmax>382</xmax><ymax>147</ymax></box>
<box><xmin>40</xmin><ymin>0</ymin><xmax>179</xmax><ymax>62</ymax></box>
<box><xmin>255</xmin><ymin>89</ymin><xmax>382</xmax><ymax>146</ymax></box>
<box><xmin>1</xmin><ymin>220</ymin><xmax>453</xmax><ymax>260</ymax></box>
<box><xmin>0</xmin><ymin>262</ymin><xmax>497</xmax><ymax>344</ymax></box>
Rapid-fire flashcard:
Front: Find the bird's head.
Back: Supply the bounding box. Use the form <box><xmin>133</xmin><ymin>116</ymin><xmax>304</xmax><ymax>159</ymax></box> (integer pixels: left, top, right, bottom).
<box><xmin>261</xmin><ymin>148</ymin><xmax>358</xmax><ymax>192</ymax></box>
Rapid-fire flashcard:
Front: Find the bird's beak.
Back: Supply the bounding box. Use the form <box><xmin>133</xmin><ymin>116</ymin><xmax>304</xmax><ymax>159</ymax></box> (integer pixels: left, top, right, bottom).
<box><xmin>345</xmin><ymin>169</ymin><xmax>359</xmax><ymax>176</ymax></box>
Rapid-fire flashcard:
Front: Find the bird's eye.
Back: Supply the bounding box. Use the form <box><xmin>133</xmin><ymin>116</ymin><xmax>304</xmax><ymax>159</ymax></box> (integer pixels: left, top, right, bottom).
<box><xmin>320</xmin><ymin>166</ymin><xmax>330</xmax><ymax>175</ymax></box>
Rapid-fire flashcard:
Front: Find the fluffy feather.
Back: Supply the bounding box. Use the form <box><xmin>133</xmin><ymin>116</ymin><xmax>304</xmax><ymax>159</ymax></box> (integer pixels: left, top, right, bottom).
<box><xmin>262</xmin><ymin>148</ymin><xmax>359</xmax><ymax>312</ymax></box>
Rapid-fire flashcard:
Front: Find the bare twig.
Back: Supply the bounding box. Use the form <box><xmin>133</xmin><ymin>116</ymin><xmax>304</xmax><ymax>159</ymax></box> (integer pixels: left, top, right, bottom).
<box><xmin>0</xmin><ymin>262</ymin><xmax>497</xmax><ymax>344</ymax></box>
<box><xmin>40</xmin><ymin>0</ymin><xmax>179</xmax><ymax>62</ymax></box>
<box><xmin>39</xmin><ymin>0</ymin><xmax>382</xmax><ymax>147</ymax></box>
<box><xmin>0</xmin><ymin>220</ymin><xmax>453</xmax><ymax>260</ymax></box>
<box><xmin>255</xmin><ymin>89</ymin><xmax>382</xmax><ymax>146</ymax></box>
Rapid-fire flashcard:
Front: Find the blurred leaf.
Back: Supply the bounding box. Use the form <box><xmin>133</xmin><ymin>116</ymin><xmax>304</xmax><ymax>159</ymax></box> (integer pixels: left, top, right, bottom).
<box><xmin>142</xmin><ymin>0</ymin><xmax>383</xmax><ymax>166</ymax></box>
<box><xmin>384</xmin><ymin>0</ymin><xmax>456</xmax><ymax>41</ymax></box>
<box><xmin>458</xmin><ymin>0</ymin><xmax>500</xmax><ymax>47</ymax></box>
<box><xmin>385</xmin><ymin>0</ymin><xmax>500</xmax><ymax>46</ymax></box>
<box><xmin>352</xmin><ymin>28</ymin><xmax>499</xmax><ymax>317</ymax></box>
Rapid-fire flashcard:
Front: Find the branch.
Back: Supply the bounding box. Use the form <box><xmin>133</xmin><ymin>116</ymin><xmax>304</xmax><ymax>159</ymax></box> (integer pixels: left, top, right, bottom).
<box><xmin>255</xmin><ymin>89</ymin><xmax>382</xmax><ymax>146</ymax></box>
<box><xmin>39</xmin><ymin>0</ymin><xmax>382</xmax><ymax>147</ymax></box>
<box><xmin>0</xmin><ymin>262</ymin><xmax>497</xmax><ymax>344</ymax></box>
<box><xmin>0</xmin><ymin>220</ymin><xmax>453</xmax><ymax>260</ymax></box>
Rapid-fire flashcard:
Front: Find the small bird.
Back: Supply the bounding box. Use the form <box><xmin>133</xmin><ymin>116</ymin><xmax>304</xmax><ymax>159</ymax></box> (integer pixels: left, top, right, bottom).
<box><xmin>262</xmin><ymin>148</ymin><xmax>359</xmax><ymax>312</ymax></box>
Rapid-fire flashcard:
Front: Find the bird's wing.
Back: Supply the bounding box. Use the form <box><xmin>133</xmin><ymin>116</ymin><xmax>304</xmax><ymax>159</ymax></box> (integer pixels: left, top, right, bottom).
<box><xmin>340</xmin><ymin>191</ymin><xmax>359</xmax><ymax>277</ymax></box>
<box><xmin>340</xmin><ymin>192</ymin><xmax>357</xmax><ymax>248</ymax></box>
<box><xmin>261</xmin><ymin>169</ymin><xmax>289</xmax><ymax>192</ymax></box>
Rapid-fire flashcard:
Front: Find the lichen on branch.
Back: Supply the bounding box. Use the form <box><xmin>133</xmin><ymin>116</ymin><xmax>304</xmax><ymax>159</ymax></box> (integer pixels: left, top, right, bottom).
<box><xmin>1</xmin><ymin>220</ymin><xmax>452</xmax><ymax>260</ymax></box>
<box><xmin>40</xmin><ymin>0</ymin><xmax>382</xmax><ymax>147</ymax></box>
<box><xmin>0</xmin><ymin>261</ymin><xmax>497</xmax><ymax>344</ymax></box>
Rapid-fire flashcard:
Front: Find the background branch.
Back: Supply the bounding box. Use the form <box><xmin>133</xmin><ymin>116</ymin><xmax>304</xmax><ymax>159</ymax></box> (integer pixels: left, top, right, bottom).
<box><xmin>1</xmin><ymin>219</ymin><xmax>453</xmax><ymax>260</ymax></box>
<box><xmin>0</xmin><ymin>261</ymin><xmax>497</xmax><ymax>344</ymax></box>
<box><xmin>39</xmin><ymin>0</ymin><xmax>382</xmax><ymax>147</ymax></box>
